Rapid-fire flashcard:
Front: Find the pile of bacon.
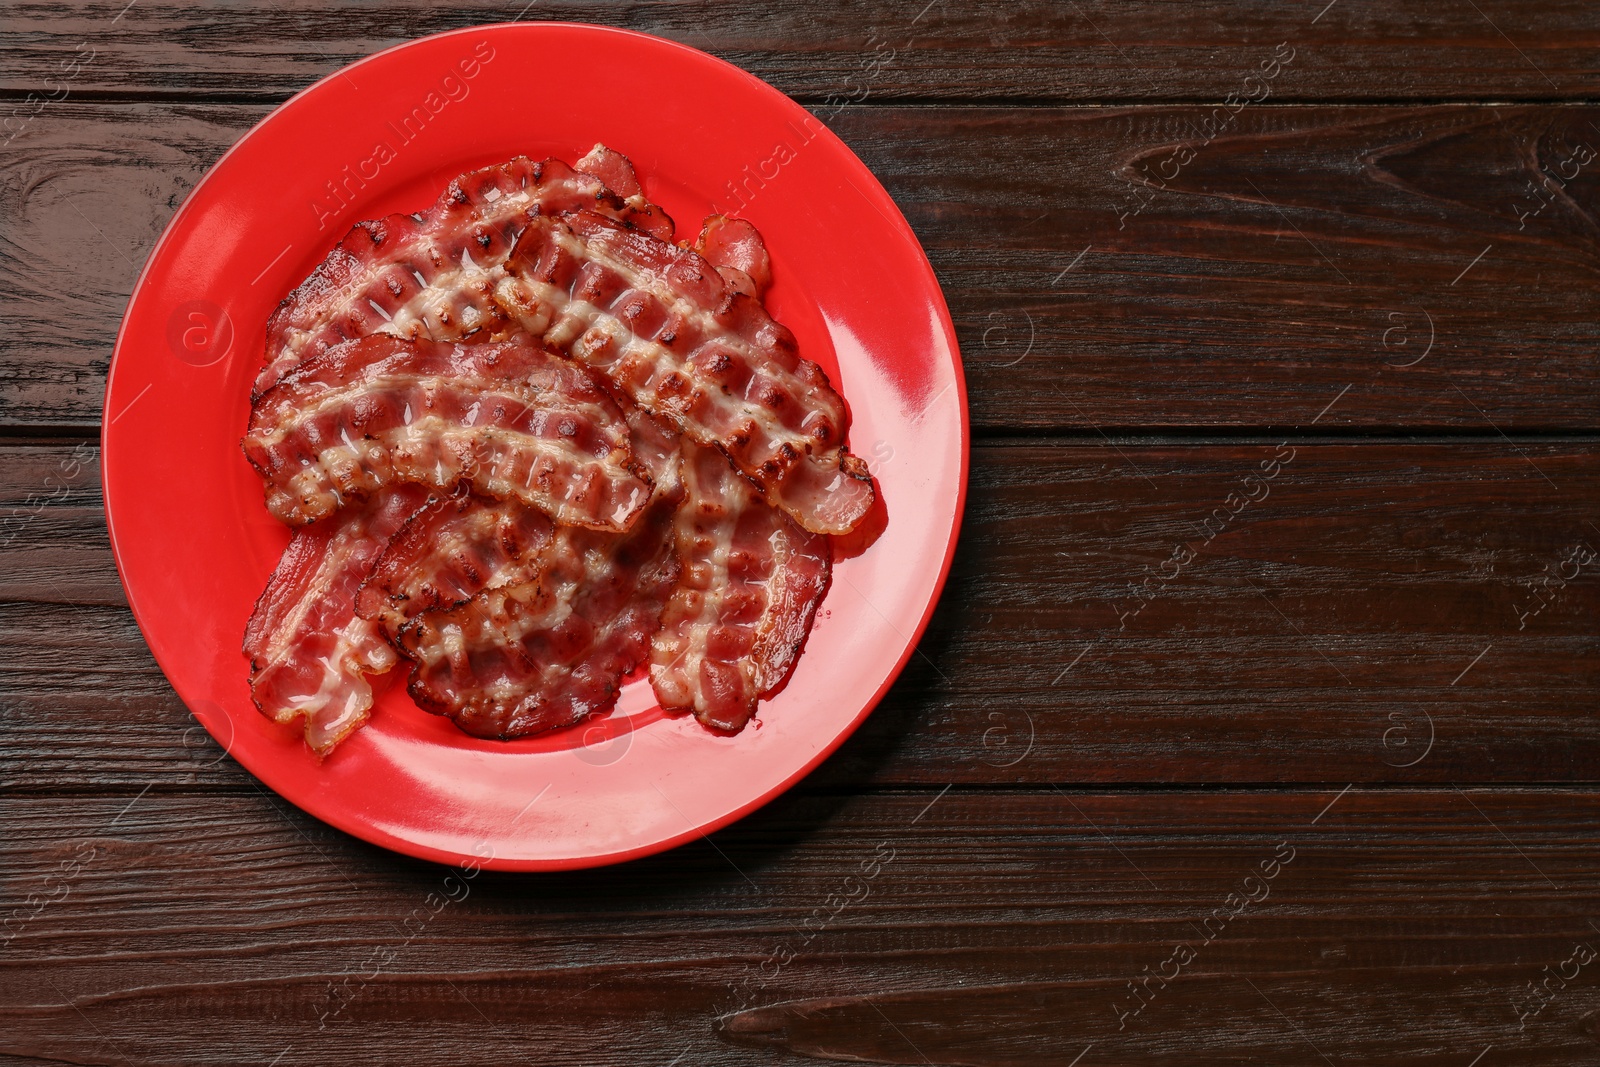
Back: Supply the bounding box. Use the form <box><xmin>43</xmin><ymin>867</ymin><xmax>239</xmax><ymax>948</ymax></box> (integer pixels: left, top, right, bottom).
<box><xmin>240</xmin><ymin>146</ymin><xmax>875</xmax><ymax>755</ymax></box>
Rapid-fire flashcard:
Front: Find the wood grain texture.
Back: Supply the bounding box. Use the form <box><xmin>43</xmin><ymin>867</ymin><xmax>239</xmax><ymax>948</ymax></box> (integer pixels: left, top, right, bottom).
<box><xmin>3</xmin><ymin>789</ymin><xmax>1600</xmax><ymax>1066</ymax></box>
<box><xmin>855</xmin><ymin>103</ymin><xmax>1600</xmax><ymax>433</ymax></box>
<box><xmin>5</xmin><ymin>0</ymin><xmax>1600</xmax><ymax>102</ymax></box>
<box><xmin>6</xmin><ymin>442</ymin><xmax>1595</xmax><ymax>790</ymax></box>
<box><xmin>5</xmin><ymin>102</ymin><xmax>1599</xmax><ymax>432</ymax></box>
<box><xmin>4</xmin><ymin>10</ymin><xmax>1599</xmax><ymax>1066</ymax></box>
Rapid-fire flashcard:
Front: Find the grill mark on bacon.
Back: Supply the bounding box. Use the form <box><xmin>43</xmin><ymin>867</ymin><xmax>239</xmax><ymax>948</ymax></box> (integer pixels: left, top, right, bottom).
<box><xmin>260</xmin><ymin>153</ymin><xmax>675</xmax><ymax>395</ymax></box>
<box><xmin>492</xmin><ymin>209</ymin><xmax>874</xmax><ymax>535</ymax></box>
<box><xmin>398</xmin><ymin>509</ymin><xmax>680</xmax><ymax>739</ymax></box>
<box><xmin>354</xmin><ymin>491</ymin><xmax>555</xmax><ymax>640</ymax></box>
<box><xmin>242</xmin><ymin>486</ymin><xmax>430</xmax><ymax>755</ymax></box>
<box><xmin>396</xmin><ymin>419</ymin><xmax>684</xmax><ymax>739</ymax></box>
<box><xmin>649</xmin><ymin>442</ymin><xmax>830</xmax><ymax>732</ymax></box>
<box><xmin>243</xmin><ymin>335</ymin><xmax>651</xmax><ymax>531</ymax></box>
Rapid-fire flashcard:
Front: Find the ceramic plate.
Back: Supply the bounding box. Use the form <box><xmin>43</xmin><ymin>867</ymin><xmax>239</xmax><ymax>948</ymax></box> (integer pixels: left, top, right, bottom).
<box><xmin>102</xmin><ymin>23</ymin><xmax>966</xmax><ymax>870</ymax></box>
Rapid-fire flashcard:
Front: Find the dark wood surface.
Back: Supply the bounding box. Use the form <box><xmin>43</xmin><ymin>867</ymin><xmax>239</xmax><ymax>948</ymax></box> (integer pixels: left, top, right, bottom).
<box><xmin>5</xmin><ymin>790</ymin><xmax>1600</xmax><ymax>1066</ymax></box>
<box><xmin>7</xmin><ymin>442</ymin><xmax>1599</xmax><ymax>790</ymax></box>
<box><xmin>7</xmin><ymin>0</ymin><xmax>1600</xmax><ymax>102</ymax></box>
<box><xmin>3</xmin><ymin>3</ymin><xmax>1598</xmax><ymax>1064</ymax></box>
<box><xmin>9</xmin><ymin>102</ymin><xmax>1600</xmax><ymax>432</ymax></box>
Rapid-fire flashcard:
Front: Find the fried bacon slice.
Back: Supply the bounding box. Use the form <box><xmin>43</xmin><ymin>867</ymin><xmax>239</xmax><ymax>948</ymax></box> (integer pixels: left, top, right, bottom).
<box><xmin>243</xmin><ymin>334</ymin><xmax>651</xmax><ymax>531</ymax></box>
<box><xmin>493</xmin><ymin>208</ymin><xmax>875</xmax><ymax>536</ymax></box>
<box><xmin>694</xmin><ymin>215</ymin><xmax>772</xmax><ymax>298</ymax></box>
<box><xmin>260</xmin><ymin>150</ymin><xmax>672</xmax><ymax>394</ymax></box>
<box><xmin>394</xmin><ymin>413</ymin><xmax>684</xmax><ymax>738</ymax></box>
<box><xmin>243</xmin><ymin>486</ymin><xmax>429</xmax><ymax>755</ymax></box>
<box><xmin>397</xmin><ymin>505</ymin><xmax>680</xmax><ymax>738</ymax></box>
<box><xmin>354</xmin><ymin>491</ymin><xmax>555</xmax><ymax>640</ymax></box>
<box><xmin>649</xmin><ymin>442</ymin><xmax>831</xmax><ymax>732</ymax></box>
<box><xmin>574</xmin><ymin>143</ymin><xmax>667</xmax><ymax>227</ymax></box>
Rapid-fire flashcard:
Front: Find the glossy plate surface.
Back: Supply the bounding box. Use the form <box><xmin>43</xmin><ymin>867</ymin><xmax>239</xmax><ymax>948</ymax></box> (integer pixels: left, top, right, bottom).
<box><xmin>102</xmin><ymin>23</ymin><xmax>967</xmax><ymax>870</ymax></box>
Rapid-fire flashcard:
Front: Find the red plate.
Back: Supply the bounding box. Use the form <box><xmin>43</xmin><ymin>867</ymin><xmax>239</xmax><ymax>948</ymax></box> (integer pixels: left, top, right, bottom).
<box><xmin>102</xmin><ymin>23</ymin><xmax>966</xmax><ymax>870</ymax></box>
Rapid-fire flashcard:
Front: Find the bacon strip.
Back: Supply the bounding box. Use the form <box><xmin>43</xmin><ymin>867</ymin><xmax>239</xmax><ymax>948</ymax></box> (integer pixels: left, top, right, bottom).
<box><xmin>397</xmin><ymin>515</ymin><xmax>678</xmax><ymax>738</ymax></box>
<box><xmin>650</xmin><ymin>443</ymin><xmax>831</xmax><ymax>732</ymax></box>
<box><xmin>243</xmin><ymin>335</ymin><xmax>650</xmax><ymax>531</ymax></box>
<box><xmin>264</xmin><ymin>146</ymin><xmax>871</xmax><ymax>535</ymax></box>
<box><xmin>574</xmin><ymin>143</ymin><xmax>672</xmax><ymax>238</ymax></box>
<box><xmin>242</xmin><ymin>487</ymin><xmax>428</xmax><ymax>754</ymax></box>
<box><xmin>261</xmin><ymin>152</ymin><xmax>673</xmax><ymax>395</ymax></box>
<box><xmin>354</xmin><ymin>492</ymin><xmax>555</xmax><ymax>639</ymax></box>
<box><xmin>493</xmin><ymin>209</ymin><xmax>875</xmax><ymax>535</ymax></box>
<box><xmin>342</xmin><ymin>408</ymin><xmax>682</xmax><ymax>739</ymax></box>
<box><xmin>396</xmin><ymin>433</ymin><xmax>683</xmax><ymax>739</ymax></box>
<box><xmin>694</xmin><ymin>214</ymin><xmax>772</xmax><ymax>298</ymax></box>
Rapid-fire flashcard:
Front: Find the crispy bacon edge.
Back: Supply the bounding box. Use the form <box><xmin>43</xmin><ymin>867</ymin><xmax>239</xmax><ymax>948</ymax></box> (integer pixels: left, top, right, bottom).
<box><xmin>242</xmin><ymin>334</ymin><xmax>652</xmax><ymax>532</ymax></box>
<box><xmin>242</xmin><ymin>486</ymin><xmax>430</xmax><ymax>755</ymax></box>
<box><xmin>649</xmin><ymin>442</ymin><xmax>831</xmax><ymax>731</ymax></box>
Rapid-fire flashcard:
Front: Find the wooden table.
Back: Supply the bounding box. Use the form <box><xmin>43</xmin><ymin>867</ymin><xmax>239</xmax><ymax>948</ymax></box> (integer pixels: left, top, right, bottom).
<box><xmin>4</xmin><ymin>3</ymin><xmax>1599</xmax><ymax>1063</ymax></box>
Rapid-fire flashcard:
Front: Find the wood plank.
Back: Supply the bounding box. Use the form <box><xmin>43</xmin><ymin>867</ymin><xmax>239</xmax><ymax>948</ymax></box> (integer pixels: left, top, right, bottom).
<box><xmin>851</xmin><ymin>104</ymin><xmax>1600</xmax><ymax>433</ymax></box>
<box><xmin>5</xmin><ymin>441</ymin><xmax>1596</xmax><ymax>789</ymax></box>
<box><xmin>5</xmin><ymin>0</ymin><xmax>1599</xmax><ymax>101</ymax></box>
<box><xmin>4</xmin><ymin>102</ymin><xmax>1600</xmax><ymax>432</ymax></box>
<box><xmin>2</xmin><ymin>789</ymin><xmax>1600</xmax><ymax>1065</ymax></box>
